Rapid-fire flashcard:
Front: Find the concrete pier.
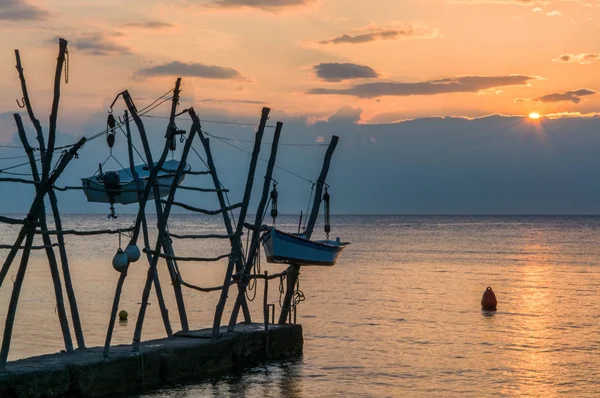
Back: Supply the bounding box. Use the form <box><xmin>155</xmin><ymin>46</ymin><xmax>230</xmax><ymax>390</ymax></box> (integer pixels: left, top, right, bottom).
<box><xmin>0</xmin><ymin>323</ymin><xmax>303</xmax><ymax>397</ymax></box>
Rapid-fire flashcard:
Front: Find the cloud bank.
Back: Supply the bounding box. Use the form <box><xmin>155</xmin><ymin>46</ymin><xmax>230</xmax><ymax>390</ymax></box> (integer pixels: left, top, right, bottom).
<box><xmin>0</xmin><ymin>0</ymin><xmax>49</xmax><ymax>21</ymax></box>
<box><xmin>135</xmin><ymin>61</ymin><xmax>245</xmax><ymax>80</ymax></box>
<box><xmin>308</xmin><ymin>75</ymin><xmax>540</xmax><ymax>98</ymax></box>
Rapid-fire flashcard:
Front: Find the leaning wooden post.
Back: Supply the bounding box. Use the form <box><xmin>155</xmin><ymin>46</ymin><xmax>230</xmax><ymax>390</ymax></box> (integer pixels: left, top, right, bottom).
<box><xmin>0</xmin><ymin>137</ymin><xmax>85</xmax><ymax>369</ymax></box>
<box><xmin>227</xmin><ymin>121</ymin><xmax>283</xmax><ymax>331</ymax></box>
<box><xmin>14</xmin><ymin>48</ymin><xmax>85</xmax><ymax>349</ymax></box>
<box><xmin>121</xmin><ymin>82</ymin><xmax>189</xmax><ymax>332</ymax></box>
<box><xmin>131</xmin><ymin>118</ymin><xmax>198</xmax><ymax>352</ymax></box>
<box><xmin>14</xmin><ymin>114</ymin><xmax>74</xmax><ymax>353</ymax></box>
<box><xmin>43</xmin><ymin>38</ymin><xmax>68</xmax><ymax>180</ymax></box>
<box><xmin>103</xmin><ymin>271</ymin><xmax>127</xmax><ymax>358</ymax></box>
<box><xmin>210</xmin><ymin>107</ymin><xmax>269</xmax><ymax>338</ymax></box>
<box><xmin>263</xmin><ymin>271</ymin><xmax>270</xmax><ymax>357</ymax></box>
<box><xmin>279</xmin><ymin>135</ymin><xmax>339</xmax><ymax>324</ymax></box>
<box><xmin>118</xmin><ymin>91</ymin><xmax>176</xmax><ymax>337</ymax></box>
<box><xmin>103</xmin><ymin>110</ymin><xmax>144</xmax><ymax>357</ymax></box>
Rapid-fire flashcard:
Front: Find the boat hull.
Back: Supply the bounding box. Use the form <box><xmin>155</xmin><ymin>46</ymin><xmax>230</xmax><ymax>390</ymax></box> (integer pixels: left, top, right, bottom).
<box><xmin>260</xmin><ymin>228</ymin><xmax>345</xmax><ymax>266</ymax></box>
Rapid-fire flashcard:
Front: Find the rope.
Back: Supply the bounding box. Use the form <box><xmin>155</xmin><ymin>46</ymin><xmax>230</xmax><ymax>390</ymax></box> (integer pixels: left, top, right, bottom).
<box><xmin>203</xmin><ymin>131</ymin><xmax>328</xmax><ymax>147</ymax></box>
<box><xmin>302</xmin><ymin>183</ymin><xmax>315</xmax><ymax>232</ymax></box>
<box><xmin>142</xmin><ymin>114</ymin><xmax>276</xmax><ymax>128</ymax></box>
<box><xmin>116</xmin><ymin>124</ymin><xmax>147</xmax><ymax>166</ymax></box>
<box><xmin>206</xmin><ymin>132</ymin><xmax>315</xmax><ymax>185</ymax></box>
<box><xmin>0</xmin><ymin>145</ymin><xmax>25</xmax><ymax>149</ymax></box>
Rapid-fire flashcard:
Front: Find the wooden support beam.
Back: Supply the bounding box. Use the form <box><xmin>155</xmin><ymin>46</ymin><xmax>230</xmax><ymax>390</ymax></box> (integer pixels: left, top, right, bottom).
<box><xmin>0</xmin><ymin>178</ymin><xmax>37</xmax><ymax>185</ymax></box>
<box><xmin>103</xmin><ymin>271</ymin><xmax>127</xmax><ymax>358</ymax></box>
<box><xmin>228</xmin><ymin>121</ymin><xmax>283</xmax><ymax>331</ymax></box>
<box><xmin>209</xmin><ymin>107</ymin><xmax>270</xmax><ymax>338</ymax></box>
<box><xmin>123</xmin><ymin>80</ymin><xmax>189</xmax><ymax>333</ymax></box>
<box><xmin>279</xmin><ymin>135</ymin><xmax>339</xmax><ymax>325</ymax></box>
<box><xmin>15</xmin><ymin>44</ymin><xmax>87</xmax><ymax>348</ymax></box>
<box><xmin>0</xmin><ymin>136</ymin><xmax>85</xmax><ymax>369</ymax></box>
<box><xmin>131</xmin><ymin>104</ymin><xmax>198</xmax><ymax>351</ymax></box>
<box><xmin>0</xmin><ymin>216</ymin><xmax>27</xmax><ymax>225</ymax></box>
<box><xmin>122</xmin><ymin>109</ymin><xmax>172</xmax><ymax>343</ymax></box>
<box><xmin>157</xmin><ymin>184</ymin><xmax>227</xmax><ymax>193</ymax></box>
<box><xmin>0</xmin><ymin>243</ymin><xmax>60</xmax><ymax>250</ymax></box>
<box><xmin>14</xmin><ymin>114</ymin><xmax>74</xmax><ymax>352</ymax></box>
<box><xmin>37</xmin><ymin>227</ymin><xmax>134</xmax><ymax>236</ymax></box>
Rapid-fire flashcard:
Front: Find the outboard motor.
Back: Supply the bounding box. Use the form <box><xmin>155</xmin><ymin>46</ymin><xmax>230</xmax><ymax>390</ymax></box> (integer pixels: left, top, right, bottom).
<box><xmin>103</xmin><ymin>171</ymin><xmax>120</xmax><ymax>219</ymax></box>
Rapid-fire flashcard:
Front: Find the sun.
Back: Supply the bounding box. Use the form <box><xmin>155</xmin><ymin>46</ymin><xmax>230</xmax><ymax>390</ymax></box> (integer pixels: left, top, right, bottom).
<box><xmin>528</xmin><ymin>112</ymin><xmax>541</xmax><ymax>119</ymax></box>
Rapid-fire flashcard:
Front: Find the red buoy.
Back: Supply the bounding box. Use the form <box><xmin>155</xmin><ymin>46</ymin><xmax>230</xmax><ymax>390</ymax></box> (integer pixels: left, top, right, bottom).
<box><xmin>481</xmin><ymin>286</ymin><xmax>497</xmax><ymax>311</ymax></box>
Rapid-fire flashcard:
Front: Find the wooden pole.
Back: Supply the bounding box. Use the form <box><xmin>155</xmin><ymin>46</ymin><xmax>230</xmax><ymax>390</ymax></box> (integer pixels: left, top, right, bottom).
<box><xmin>209</xmin><ymin>107</ymin><xmax>269</xmax><ymax>338</ymax></box>
<box><xmin>278</xmin><ymin>135</ymin><xmax>339</xmax><ymax>324</ymax></box>
<box><xmin>14</xmin><ymin>114</ymin><xmax>74</xmax><ymax>353</ymax></box>
<box><xmin>228</xmin><ymin>121</ymin><xmax>282</xmax><ymax>331</ymax></box>
<box><xmin>103</xmin><ymin>271</ymin><xmax>127</xmax><ymax>358</ymax></box>
<box><xmin>0</xmin><ymin>137</ymin><xmax>85</xmax><ymax>369</ymax></box>
<box><xmin>131</xmin><ymin>116</ymin><xmax>198</xmax><ymax>351</ymax></box>
<box><xmin>263</xmin><ymin>270</ymin><xmax>269</xmax><ymax>356</ymax></box>
<box><xmin>122</xmin><ymin>110</ymin><xmax>172</xmax><ymax>339</ymax></box>
<box><xmin>13</xmin><ymin>50</ymin><xmax>85</xmax><ymax>349</ymax></box>
<box><xmin>122</xmin><ymin>82</ymin><xmax>189</xmax><ymax>332</ymax></box>
<box><xmin>43</xmin><ymin>38</ymin><xmax>68</xmax><ymax>180</ymax></box>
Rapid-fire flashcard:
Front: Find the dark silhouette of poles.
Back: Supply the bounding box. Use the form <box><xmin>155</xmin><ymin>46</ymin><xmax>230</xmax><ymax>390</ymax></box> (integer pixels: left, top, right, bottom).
<box><xmin>279</xmin><ymin>136</ymin><xmax>339</xmax><ymax>324</ymax></box>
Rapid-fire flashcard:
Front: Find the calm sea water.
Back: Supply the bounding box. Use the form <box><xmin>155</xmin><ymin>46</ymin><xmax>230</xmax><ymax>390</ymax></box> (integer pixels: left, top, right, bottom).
<box><xmin>2</xmin><ymin>214</ymin><xmax>600</xmax><ymax>397</ymax></box>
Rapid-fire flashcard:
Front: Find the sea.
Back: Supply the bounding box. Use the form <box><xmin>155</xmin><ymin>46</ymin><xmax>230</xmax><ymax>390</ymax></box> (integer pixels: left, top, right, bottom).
<box><xmin>1</xmin><ymin>214</ymin><xmax>600</xmax><ymax>397</ymax></box>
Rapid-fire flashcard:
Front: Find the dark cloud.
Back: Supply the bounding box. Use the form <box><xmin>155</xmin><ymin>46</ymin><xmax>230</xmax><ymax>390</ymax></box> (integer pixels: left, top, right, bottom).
<box><xmin>135</xmin><ymin>61</ymin><xmax>244</xmax><ymax>80</ymax></box>
<box><xmin>0</xmin><ymin>0</ymin><xmax>49</xmax><ymax>20</ymax></box>
<box><xmin>553</xmin><ymin>53</ymin><xmax>600</xmax><ymax>64</ymax></box>
<box><xmin>534</xmin><ymin>88</ymin><xmax>596</xmax><ymax>104</ymax></box>
<box><xmin>308</xmin><ymin>75</ymin><xmax>540</xmax><ymax>98</ymax></box>
<box><xmin>319</xmin><ymin>27</ymin><xmax>435</xmax><ymax>44</ymax></box>
<box><xmin>123</xmin><ymin>21</ymin><xmax>174</xmax><ymax>29</ymax></box>
<box><xmin>203</xmin><ymin>0</ymin><xmax>314</xmax><ymax>11</ymax></box>
<box><xmin>71</xmin><ymin>33</ymin><xmax>131</xmax><ymax>56</ymax></box>
<box><xmin>314</xmin><ymin>63</ymin><xmax>379</xmax><ymax>82</ymax></box>
<box><xmin>514</xmin><ymin>98</ymin><xmax>526</xmax><ymax>103</ymax></box>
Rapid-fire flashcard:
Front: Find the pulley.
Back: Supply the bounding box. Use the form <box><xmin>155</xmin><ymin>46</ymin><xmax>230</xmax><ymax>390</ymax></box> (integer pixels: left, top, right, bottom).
<box><xmin>106</xmin><ymin>114</ymin><xmax>116</xmax><ymax>149</ymax></box>
<box><xmin>323</xmin><ymin>187</ymin><xmax>331</xmax><ymax>239</ymax></box>
<box><xmin>270</xmin><ymin>182</ymin><xmax>278</xmax><ymax>224</ymax></box>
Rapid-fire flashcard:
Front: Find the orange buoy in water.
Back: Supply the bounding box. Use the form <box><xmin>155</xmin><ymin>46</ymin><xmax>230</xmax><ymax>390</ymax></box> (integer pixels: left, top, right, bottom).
<box><xmin>481</xmin><ymin>286</ymin><xmax>497</xmax><ymax>311</ymax></box>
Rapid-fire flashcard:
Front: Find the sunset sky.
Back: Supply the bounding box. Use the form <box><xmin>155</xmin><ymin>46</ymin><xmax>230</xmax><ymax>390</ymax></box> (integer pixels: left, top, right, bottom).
<box><xmin>1</xmin><ymin>0</ymin><xmax>600</xmax><ymax>214</ymax></box>
<box><xmin>1</xmin><ymin>0</ymin><xmax>599</xmax><ymax>124</ymax></box>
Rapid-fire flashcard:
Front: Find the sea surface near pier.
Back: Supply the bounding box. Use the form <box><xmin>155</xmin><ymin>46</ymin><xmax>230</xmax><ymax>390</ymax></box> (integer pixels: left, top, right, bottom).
<box><xmin>2</xmin><ymin>214</ymin><xmax>600</xmax><ymax>397</ymax></box>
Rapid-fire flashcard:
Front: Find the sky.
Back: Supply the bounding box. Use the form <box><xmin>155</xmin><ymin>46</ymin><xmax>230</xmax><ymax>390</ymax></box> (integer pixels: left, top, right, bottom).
<box><xmin>0</xmin><ymin>0</ymin><xmax>600</xmax><ymax>214</ymax></box>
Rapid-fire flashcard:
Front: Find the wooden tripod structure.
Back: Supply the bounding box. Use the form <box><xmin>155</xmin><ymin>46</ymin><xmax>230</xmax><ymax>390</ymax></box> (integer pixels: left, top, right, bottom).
<box><xmin>0</xmin><ymin>38</ymin><xmax>341</xmax><ymax>370</ymax></box>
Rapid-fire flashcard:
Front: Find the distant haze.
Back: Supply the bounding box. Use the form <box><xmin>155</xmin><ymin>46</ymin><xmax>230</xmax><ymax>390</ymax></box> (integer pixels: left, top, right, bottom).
<box><xmin>1</xmin><ymin>108</ymin><xmax>599</xmax><ymax>215</ymax></box>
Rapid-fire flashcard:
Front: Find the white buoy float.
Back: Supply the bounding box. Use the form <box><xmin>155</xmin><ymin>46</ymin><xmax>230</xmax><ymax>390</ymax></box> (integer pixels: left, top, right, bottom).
<box><xmin>124</xmin><ymin>243</ymin><xmax>141</xmax><ymax>263</ymax></box>
<box><xmin>112</xmin><ymin>248</ymin><xmax>129</xmax><ymax>272</ymax></box>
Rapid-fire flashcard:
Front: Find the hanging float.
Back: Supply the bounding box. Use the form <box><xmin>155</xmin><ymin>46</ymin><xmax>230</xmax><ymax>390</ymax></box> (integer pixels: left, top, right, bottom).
<box><xmin>260</xmin><ymin>184</ymin><xmax>349</xmax><ymax>266</ymax></box>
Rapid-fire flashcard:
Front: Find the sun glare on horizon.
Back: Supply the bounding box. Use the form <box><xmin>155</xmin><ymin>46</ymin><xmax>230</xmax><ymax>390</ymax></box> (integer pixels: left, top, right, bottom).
<box><xmin>528</xmin><ymin>112</ymin><xmax>541</xmax><ymax>119</ymax></box>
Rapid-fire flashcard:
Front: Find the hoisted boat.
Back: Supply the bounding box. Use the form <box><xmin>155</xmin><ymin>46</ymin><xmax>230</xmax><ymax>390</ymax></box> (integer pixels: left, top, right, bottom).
<box><xmin>260</xmin><ymin>228</ymin><xmax>348</xmax><ymax>266</ymax></box>
<box><xmin>259</xmin><ymin>183</ymin><xmax>349</xmax><ymax>266</ymax></box>
<box><xmin>81</xmin><ymin>159</ymin><xmax>190</xmax><ymax>204</ymax></box>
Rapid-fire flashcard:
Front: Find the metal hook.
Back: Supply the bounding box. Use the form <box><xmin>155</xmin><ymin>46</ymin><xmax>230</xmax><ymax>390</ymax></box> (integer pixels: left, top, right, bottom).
<box><xmin>16</xmin><ymin>98</ymin><xmax>25</xmax><ymax>108</ymax></box>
